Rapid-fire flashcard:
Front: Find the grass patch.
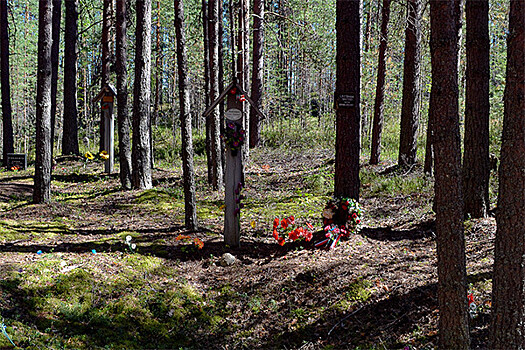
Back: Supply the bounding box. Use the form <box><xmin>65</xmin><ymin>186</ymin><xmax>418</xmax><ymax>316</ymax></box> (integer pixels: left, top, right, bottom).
<box><xmin>361</xmin><ymin>166</ymin><xmax>433</xmax><ymax>198</ymax></box>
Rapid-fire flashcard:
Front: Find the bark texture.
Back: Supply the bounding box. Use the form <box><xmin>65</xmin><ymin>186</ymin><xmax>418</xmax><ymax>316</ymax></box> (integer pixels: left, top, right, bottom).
<box><xmin>50</xmin><ymin>0</ymin><xmax>61</xmax><ymax>158</ymax></box>
<box><xmin>240</xmin><ymin>0</ymin><xmax>250</xmax><ymax>158</ymax></box>
<box><xmin>490</xmin><ymin>0</ymin><xmax>525</xmax><ymax>347</ymax></box>
<box><xmin>116</xmin><ymin>0</ymin><xmax>132</xmax><ymax>190</ymax></box>
<box><xmin>369</xmin><ymin>0</ymin><xmax>391</xmax><ymax>165</ymax></box>
<box><xmin>34</xmin><ymin>0</ymin><xmax>53</xmax><ymax>204</ymax></box>
<box><xmin>334</xmin><ymin>0</ymin><xmax>361</xmax><ymax>200</ymax></box>
<box><xmin>132</xmin><ymin>0</ymin><xmax>153</xmax><ymax>190</ymax></box>
<box><xmin>207</xmin><ymin>0</ymin><xmax>223</xmax><ymax>190</ymax></box>
<box><xmin>0</xmin><ymin>0</ymin><xmax>13</xmax><ymax>167</ymax></box>
<box><xmin>174</xmin><ymin>0</ymin><xmax>198</xmax><ymax>230</ymax></box>
<box><xmin>430</xmin><ymin>0</ymin><xmax>469</xmax><ymax>348</ymax></box>
<box><xmin>423</xmin><ymin>96</ymin><xmax>433</xmax><ymax>174</ymax></box>
<box><xmin>203</xmin><ymin>0</ymin><xmax>212</xmax><ymax>184</ymax></box>
<box><xmin>100</xmin><ymin>0</ymin><xmax>112</xmax><ymax>152</ymax></box>
<box><xmin>249</xmin><ymin>0</ymin><xmax>264</xmax><ymax>148</ymax></box>
<box><xmin>463</xmin><ymin>0</ymin><xmax>490</xmax><ymax>218</ymax></box>
<box><xmin>398</xmin><ymin>0</ymin><xmax>421</xmax><ymax>167</ymax></box>
<box><xmin>62</xmin><ymin>0</ymin><xmax>80</xmax><ymax>156</ymax></box>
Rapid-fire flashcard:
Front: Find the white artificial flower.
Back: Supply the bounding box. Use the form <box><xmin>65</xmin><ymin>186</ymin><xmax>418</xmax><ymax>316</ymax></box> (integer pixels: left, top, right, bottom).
<box><xmin>131</xmin><ymin>244</ymin><xmax>136</xmax><ymax>250</ymax></box>
<box><xmin>126</xmin><ymin>235</ymin><xmax>132</xmax><ymax>243</ymax></box>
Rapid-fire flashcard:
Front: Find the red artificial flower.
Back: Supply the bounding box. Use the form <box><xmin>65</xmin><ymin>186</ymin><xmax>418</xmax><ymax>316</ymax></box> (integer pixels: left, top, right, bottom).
<box><xmin>307</xmin><ymin>222</ymin><xmax>314</xmax><ymax>230</ymax></box>
<box><xmin>281</xmin><ymin>219</ymin><xmax>288</xmax><ymax>229</ymax></box>
<box><xmin>278</xmin><ymin>237</ymin><xmax>285</xmax><ymax>246</ymax></box>
<box><xmin>288</xmin><ymin>215</ymin><xmax>295</xmax><ymax>225</ymax></box>
<box><xmin>273</xmin><ymin>218</ymin><xmax>280</xmax><ymax>229</ymax></box>
<box><xmin>273</xmin><ymin>229</ymin><xmax>279</xmax><ymax>240</ymax></box>
<box><xmin>304</xmin><ymin>230</ymin><xmax>313</xmax><ymax>242</ymax></box>
<box><xmin>194</xmin><ymin>238</ymin><xmax>204</xmax><ymax>249</ymax></box>
<box><xmin>352</xmin><ymin>212</ymin><xmax>358</xmax><ymax>219</ymax></box>
<box><xmin>289</xmin><ymin>229</ymin><xmax>300</xmax><ymax>241</ymax></box>
<box><xmin>468</xmin><ymin>293</ymin><xmax>474</xmax><ymax>305</ymax></box>
<box><xmin>356</xmin><ymin>219</ymin><xmax>361</xmax><ymax>224</ymax></box>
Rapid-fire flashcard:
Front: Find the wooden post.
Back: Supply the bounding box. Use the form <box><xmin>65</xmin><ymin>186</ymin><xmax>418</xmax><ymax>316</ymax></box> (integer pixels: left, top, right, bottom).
<box><xmin>102</xmin><ymin>96</ymin><xmax>114</xmax><ymax>173</ymax></box>
<box><xmin>94</xmin><ymin>85</ymin><xmax>117</xmax><ymax>174</ymax></box>
<box><xmin>224</xmin><ymin>87</ymin><xmax>244</xmax><ymax>247</ymax></box>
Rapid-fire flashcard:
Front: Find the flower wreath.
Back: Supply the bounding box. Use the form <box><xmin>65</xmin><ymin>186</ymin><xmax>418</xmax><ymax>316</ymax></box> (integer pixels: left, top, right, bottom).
<box><xmin>223</xmin><ymin>121</ymin><xmax>246</xmax><ymax>156</ymax></box>
<box><xmin>316</xmin><ymin>197</ymin><xmax>362</xmax><ymax>249</ymax></box>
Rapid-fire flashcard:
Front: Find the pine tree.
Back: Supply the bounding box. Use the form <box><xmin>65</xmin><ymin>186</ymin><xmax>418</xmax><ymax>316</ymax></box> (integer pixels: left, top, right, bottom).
<box><xmin>50</xmin><ymin>0</ymin><xmax>61</xmax><ymax>158</ymax></box>
<box><xmin>398</xmin><ymin>0</ymin><xmax>421</xmax><ymax>167</ymax></box>
<box><xmin>0</xmin><ymin>0</ymin><xmax>14</xmax><ymax>167</ymax></box>
<box><xmin>334</xmin><ymin>0</ymin><xmax>361</xmax><ymax>200</ymax></box>
<box><xmin>207</xmin><ymin>0</ymin><xmax>223</xmax><ymax>190</ymax></box>
<box><xmin>430</xmin><ymin>0</ymin><xmax>469</xmax><ymax>347</ymax></box>
<box><xmin>463</xmin><ymin>0</ymin><xmax>490</xmax><ymax>218</ymax></box>
<box><xmin>116</xmin><ymin>0</ymin><xmax>132</xmax><ymax>190</ymax></box>
<box><xmin>490</xmin><ymin>0</ymin><xmax>525</xmax><ymax>347</ymax></box>
<box><xmin>175</xmin><ymin>0</ymin><xmax>198</xmax><ymax>230</ymax></box>
<box><xmin>62</xmin><ymin>0</ymin><xmax>80</xmax><ymax>156</ymax></box>
<box><xmin>132</xmin><ymin>0</ymin><xmax>153</xmax><ymax>190</ymax></box>
<box><xmin>369</xmin><ymin>0</ymin><xmax>391</xmax><ymax>165</ymax></box>
<box><xmin>34</xmin><ymin>0</ymin><xmax>53</xmax><ymax>204</ymax></box>
<box><xmin>249</xmin><ymin>0</ymin><xmax>264</xmax><ymax>148</ymax></box>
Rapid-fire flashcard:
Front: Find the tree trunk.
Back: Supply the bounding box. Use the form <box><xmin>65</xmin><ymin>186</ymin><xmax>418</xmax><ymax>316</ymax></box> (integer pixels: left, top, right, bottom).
<box><xmin>116</xmin><ymin>0</ymin><xmax>132</xmax><ymax>190</ymax></box>
<box><xmin>62</xmin><ymin>0</ymin><xmax>80</xmax><ymax>156</ymax></box>
<box><xmin>398</xmin><ymin>0</ymin><xmax>421</xmax><ymax>167</ymax></box>
<box><xmin>249</xmin><ymin>0</ymin><xmax>264</xmax><ymax>148</ymax></box>
<box><xmin>218</xmin><ymin>0</ymin><xmax>225</xmax><ymax>169</ymax></box>
<box><xmin>174</xmin><ymin>0</ymin><xmax>198</xmax><ymax>231</ymax></box>
<box><xmin>100</xmin><ymin>0</ymin><xmax>112</xmax><ymax>152</ymax></box>
<box><xmin>0</xmin><ymin>0</ymin><xmax>13</xmax><ymax>167</ymax></box>
<box><xmin>151</xmin><ymin>0</ymin><xmax>162</xmax><ymax>170</ymax></box>
<box><xmin>132</xmin><ymin>0</ymin><xmax>153</xmax><ymax>190</ymax></box>
<box><xmin>430</xmin><ymin>0</ymin><xmax>470</xmax><ymax>348</ymax></box>
<box><xmin>490</xmin><ymin>0</ymin><xmax>525</xmax><ymax>347</ymax></box>
<box><xmin>335</xmin><ymin>0</ymin><xmax>361</xmax><ymax>200</ymax></box>
<box><xmin>241</xmin><ymin>0</ymin><xmax>250</xmax><ymax>159</ymax></box>
<box><xmin>202</xmin><ymin>0</ymin><xmax>210</xmax><ymax>108</ymax></box>
<box><xmin>423</xmin><ymin>97</ymin><xmax>434</xmax><ymax>174</ymax></box>
<box><xmin>153</xmin><ymin>0</ymin><xmax>161</xmax><ymax>123</ymax></box>
<box><xmin>208</xmin><ymin>0</ymin><xmax>223</xmax><ymax>190</ymax></box>
<box><xmin>34</xmin><ymin>0</ymin><xmax>53</xmax><ymax>204</ymax></box>
<box><xmin>203</xmin><ymin>0</ymin><xmax>212</xmax><ymax>184</ymax></box>
<box><xmin>463</xmin><ymin>0</ymin><xmax>489</xmax><ymax>218</ymax></box>
<box><xmin>369</xmin><ymin>0</ymin><xmax>391</xmax><ymax>165</ymax></box>
<box><xmin>50</xmin><ymin>0</ymin><xmax>61</xmax><ymax>158</ymax></box>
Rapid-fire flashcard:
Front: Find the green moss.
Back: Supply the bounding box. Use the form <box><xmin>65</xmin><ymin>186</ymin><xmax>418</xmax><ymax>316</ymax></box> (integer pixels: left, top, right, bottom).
<box><xmin>333</xmin><ymin>278</ymin><xmax>373</xmax><ymax>312</ymax></box>
<box><xmin>0</xmin><ymin>219</ymin><xmax>70</xmax><ymax>242</ymax></box>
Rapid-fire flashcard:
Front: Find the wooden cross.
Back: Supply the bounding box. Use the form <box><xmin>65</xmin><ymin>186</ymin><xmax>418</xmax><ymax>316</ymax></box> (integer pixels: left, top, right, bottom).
<box><xmin>204</xmin><ymin>81</ymin><xmax>265</xmax><ymax>247</ymax></box>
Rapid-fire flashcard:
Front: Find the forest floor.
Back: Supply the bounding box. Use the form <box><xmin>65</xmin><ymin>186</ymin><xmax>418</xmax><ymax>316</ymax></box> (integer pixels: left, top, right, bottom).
<box><xmin>0</xmin><ymin>148</ymin><xmax>495</xmax><ymax>349</ymax></box>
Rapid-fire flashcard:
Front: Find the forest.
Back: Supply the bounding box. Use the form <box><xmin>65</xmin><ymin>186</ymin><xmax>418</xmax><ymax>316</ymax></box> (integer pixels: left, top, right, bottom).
<box><xmin>0</xmin><ymin>0</ymin><xmax>523</xmax><ymax>349</ymax></box>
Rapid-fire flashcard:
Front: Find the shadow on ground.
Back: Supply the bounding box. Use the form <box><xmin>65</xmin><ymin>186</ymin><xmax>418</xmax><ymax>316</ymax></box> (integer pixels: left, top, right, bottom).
<box><xmin>360</xmin><ymin>220</ymin><xmax>435</xmax><ymax>241</ymax></box>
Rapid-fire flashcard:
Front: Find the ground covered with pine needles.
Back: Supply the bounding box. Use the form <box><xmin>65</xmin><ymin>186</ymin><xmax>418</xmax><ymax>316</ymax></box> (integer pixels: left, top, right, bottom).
<box><xmin>0</xmin><ymin>148</ymin><xmax>495</xmax><ymax>349</ymax></box>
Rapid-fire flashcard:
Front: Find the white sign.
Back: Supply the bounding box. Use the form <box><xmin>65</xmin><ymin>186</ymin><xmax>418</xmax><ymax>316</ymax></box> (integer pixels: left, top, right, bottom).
<box><xmin>225</xmin><ymin>108</ymin><xmax>242</xmax><ymax>121</ymax></box>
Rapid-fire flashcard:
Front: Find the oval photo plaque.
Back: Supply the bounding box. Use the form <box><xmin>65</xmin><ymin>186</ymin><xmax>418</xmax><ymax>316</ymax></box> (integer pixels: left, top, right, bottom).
<box><xmin>225</xmin><ymin>108</ymin><xmax>242</xmax><ymax>121</ymax></box>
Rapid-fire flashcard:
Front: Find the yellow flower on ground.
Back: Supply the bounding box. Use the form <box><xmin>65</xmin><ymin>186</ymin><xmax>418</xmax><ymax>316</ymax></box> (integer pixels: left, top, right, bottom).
<box><xmin>99</xmin><ymin>150</ymin><xmax>109</xmax><ymax>160</ymax></box>
<box><xmin>85</xmin><ymin>151</ymin><xmax>94</xmax><ymax>160</ymax></box>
